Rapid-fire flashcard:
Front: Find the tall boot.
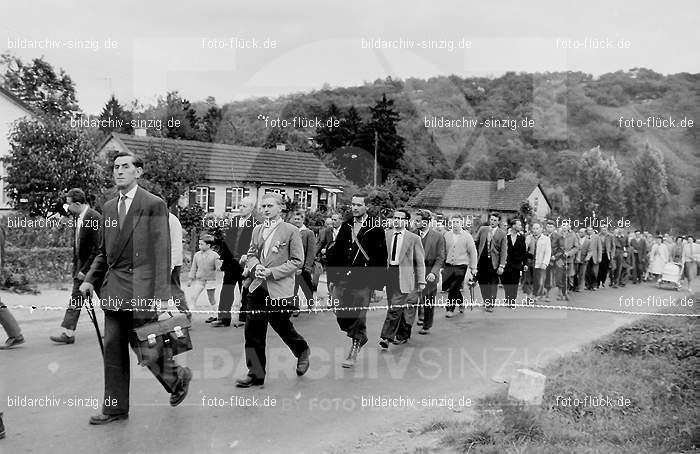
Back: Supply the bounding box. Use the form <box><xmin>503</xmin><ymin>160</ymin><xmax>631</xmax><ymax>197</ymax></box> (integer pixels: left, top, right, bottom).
<box><xmin>341</xmin><ymin>339</ymin><xmax>362</xmax><ymax>369</ymax></box>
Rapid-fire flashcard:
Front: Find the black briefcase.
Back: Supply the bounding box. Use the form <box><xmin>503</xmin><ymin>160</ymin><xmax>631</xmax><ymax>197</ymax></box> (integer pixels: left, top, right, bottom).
<box><xmin>132</xmin><ymin>314</ymin><xmax>192</xmax><ymax>367</ymax></box>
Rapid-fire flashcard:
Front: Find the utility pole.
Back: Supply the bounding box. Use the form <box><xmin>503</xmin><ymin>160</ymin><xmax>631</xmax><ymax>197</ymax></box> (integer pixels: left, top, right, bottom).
<box><xmin>373</xmin><ymin>129</ymin><xmax>378</xmax><ymax>187</ymax></box>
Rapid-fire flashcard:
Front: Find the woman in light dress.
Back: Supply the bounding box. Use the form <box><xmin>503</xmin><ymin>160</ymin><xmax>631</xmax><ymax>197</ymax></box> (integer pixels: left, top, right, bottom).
<box><xmin>648</xmin><ymin>236</ymin><xmax>669</xmax><ymax>278</ymax></box>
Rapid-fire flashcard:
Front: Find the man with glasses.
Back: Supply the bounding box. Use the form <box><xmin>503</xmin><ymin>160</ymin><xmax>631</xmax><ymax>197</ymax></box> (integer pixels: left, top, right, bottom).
<box><xmin>378</xmin><ymin>209</ymin><xmax>425</xmax><ymax>349</ymax></box>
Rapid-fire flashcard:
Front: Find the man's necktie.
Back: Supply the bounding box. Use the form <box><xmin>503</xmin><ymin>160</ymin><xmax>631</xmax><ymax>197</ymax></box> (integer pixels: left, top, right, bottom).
<box><xmin>118</xmin><ymin>195</ymin><xmax>127</xmax><ymax>230</ymax></box>
<box><xmin>391</xmin><ymin>232</ymin><xmax>400</xmax><ymax>262</ymax></box>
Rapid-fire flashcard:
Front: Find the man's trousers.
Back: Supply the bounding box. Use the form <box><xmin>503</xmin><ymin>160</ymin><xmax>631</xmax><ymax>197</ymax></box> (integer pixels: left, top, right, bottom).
<box><xmin>420</xmin><ymin>282</ymin><xmax>438</xmax><ymax>330</ymax></box>
<box><xmin>333</xmin><ymin>284</ymin><xmax>372</xmax><ymax>346</ymax></box>
<box><xmin>380</xmin><ymin>266</ymin><xmax>418</xmax><ymax>341</ymax></box>
<box><xmin>102</xmin><ymin>310</ymin><xmax>185</xmax><ymax>415</ymax></box>
<box><xmin>243</xmin><ymin>286</ymin><xmax>309</xmax><ymax>381</ymax></box>
<box><xmin>0</xmin><ymin>302</ymin><xmax>21</xmax><ymax>338</ymax></box>
<box><xmin>442</xmin><ymin>264</ymin><xmax>467</xmax><ymax>312</ymax></box>
<box><xmin>218</xmin><ymin>271</ymin><xmax>246</xmax><ymax>324</ymax></box>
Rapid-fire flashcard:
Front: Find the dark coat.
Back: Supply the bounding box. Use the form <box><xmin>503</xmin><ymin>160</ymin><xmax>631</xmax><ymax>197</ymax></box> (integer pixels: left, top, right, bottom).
<box><xmin>219</xmin><ymin>215</ymin><xmax>258</xmax><ymax>279</ymax></box>
<box><xmin>86</xmin><ymin>186</ymin><xmax>171</xmax><ymax>320</ymax></box>
<box><xmin>474</xmin><ymin>226</ymin><xmax>508</xmax><ymax>269</ymax></box>
<box><xmin>326</xmin><ymin>217</ymin><xmax>387</xmax><ymax>290</ymax></box>
<box><xmin>73</xmin><ymin>208</ymin><xmax>102</xmax><ymax>279</ymax></box>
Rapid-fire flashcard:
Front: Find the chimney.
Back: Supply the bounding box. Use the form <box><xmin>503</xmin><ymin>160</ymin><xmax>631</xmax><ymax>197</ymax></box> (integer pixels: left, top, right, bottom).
<box><xmin>276</xmin><ymin>143</ymin><xmax>286</xmax><ymax>151</ymax></box>
<box><xmin>497</xmin><ymin>179</ymin><xmax>505</xmax><ymax>191</ymax></box>
<box><xmin>134</xmin><ymin>128</ymin><xmax>147</xmax><ymax>137</ymax></box>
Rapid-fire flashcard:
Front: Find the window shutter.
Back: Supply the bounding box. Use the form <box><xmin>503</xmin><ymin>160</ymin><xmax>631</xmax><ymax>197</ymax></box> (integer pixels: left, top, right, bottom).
<box><xmin>294</xmin><ymin>189</ymin><xmax>300</xmax><ymax>201</ymax></box>
<box><xmin>225</xmin><ymin>187</ymin><xmax>233</xmax><ymax>212</ymax></box>
<box><xmin>208</xmin><ymin>187</ymin><xmax>215</xmax><ymax>212</ymax></box>
<box><xmin>189</xmin><ymin>187</ymin><xmax>196</xmax><ymax>206</ymax></box>
<box><xmin>244</xmin><ymin>187</ymin><xmax>251</xmax><ymax>198</ymax></box>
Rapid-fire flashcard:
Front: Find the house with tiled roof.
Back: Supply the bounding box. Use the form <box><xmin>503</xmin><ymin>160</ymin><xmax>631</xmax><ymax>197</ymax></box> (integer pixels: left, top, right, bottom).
<box><xmin>408</xmin><ymin>178</ymin><xmax>550</xmax><ymax>224</ymax></box>
<box><xmin>97</xmin><ymin>131</ymin><xmax>344</xmax><ymax>213</ymax></box>
<box><xmin>0</xmin><ymin>85</ymin><xmax>40</xmax><ymax>209</ymax></box>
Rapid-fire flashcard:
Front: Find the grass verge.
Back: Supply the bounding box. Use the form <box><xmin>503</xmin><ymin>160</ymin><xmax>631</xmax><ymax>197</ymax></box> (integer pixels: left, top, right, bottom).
<box><xmin>417</xmin><ymin>294</ymin><xmax>699</xmax><ymax>453</ymax></box>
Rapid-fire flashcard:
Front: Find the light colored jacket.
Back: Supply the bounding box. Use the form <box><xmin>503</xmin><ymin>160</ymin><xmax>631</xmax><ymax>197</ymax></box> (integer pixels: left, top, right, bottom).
<box><xmin>386</xmin><ymin>229</ymin><xmax>426</xmax><ymax>294</ymax></box>
<box><xmin>246</xmin><ymin>220</ymin><xmax>303</xmax><ymax>299</ymax></box>
<box><xmin>531</xmin><ymin>234</ymin><xmax>552</xmax><ymax>269</ymax></box>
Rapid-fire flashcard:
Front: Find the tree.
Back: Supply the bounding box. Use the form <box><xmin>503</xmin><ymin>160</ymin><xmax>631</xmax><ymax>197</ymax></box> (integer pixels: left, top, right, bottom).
<box><xmin>98</xmin><ymin>95</ymin><xmax>133</xmax><ymax>135</ymax></box>
<box><xmin>201</xmin><ymin>105</ymin><xmax>222</xmax><ymax>142</ymax></box>
<box><xmin>570</xmin><ymin>146</ymin><xmax>625</xmax><ymax>221</ymax></box>
<box><xmin>0</xmin><ymin>54</ymin><xmax>80</xmax><ymax>119</ymax></box>
<box><xmin>3</xmin><ymin>118</ymin><xmax>105</xmax><ymax>216</ymax></box>
<box><xmin>142</xmin><ymin>142</ymin><xmax>205</xmax><ymax>210</ymax></box>
<box><xmin>357</xmin><ymin>94</ymin><xmax>406</xmax><ymax>183</ymax></box>
<box><xmin>314</xmin><ymin>103</ymin><xmax>346</xmax><ymax>153</ymax></box>
<box><xmin>625</xmin><ymin>144</ymin><xmax>669</xmax><ymax>231</ymax></box>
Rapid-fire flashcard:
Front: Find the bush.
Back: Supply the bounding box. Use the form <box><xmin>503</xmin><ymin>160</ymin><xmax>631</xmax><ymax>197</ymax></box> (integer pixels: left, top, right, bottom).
<box><xmin>4</xmin><ymin>246</ymin><xmax>73</xmax><ymax>284</ymax></box>
<box><xmin>3</xmin><ymin>215</ymin><xmax>73</xmax><ymax>248</ymax></box>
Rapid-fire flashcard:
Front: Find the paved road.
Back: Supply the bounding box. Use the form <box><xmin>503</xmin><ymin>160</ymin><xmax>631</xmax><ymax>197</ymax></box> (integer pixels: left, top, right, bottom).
<box><xmin>0</xmin><ymin>280</ymin><xmax>693</xmax><ymax>454</ymax></box>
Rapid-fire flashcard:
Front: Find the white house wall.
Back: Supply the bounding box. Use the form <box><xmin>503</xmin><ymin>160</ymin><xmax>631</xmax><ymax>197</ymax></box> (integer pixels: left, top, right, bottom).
<box><xmin>528</xmin><ymin>187</ymin><xmax>551</xmax><ymax>219</ymax></box>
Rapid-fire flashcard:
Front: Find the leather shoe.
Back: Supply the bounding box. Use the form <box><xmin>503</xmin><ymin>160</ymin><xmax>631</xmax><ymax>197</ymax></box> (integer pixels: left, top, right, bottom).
<box><xmin>89</xmin><ymin>413</ymin><xmax>128</xmax><ymax>425</ymax></box>
<box><xmin>0</xmin><ymin>335</ymin><xmax>24</xmax><ymax>349</ymax></box>
<box><xmin>50</xmin><ymin>333</ymin><xmax>75</xmax><ymax>344</ymax></box>
<box><xmin>296</xmin><ymin>348</ymin><xmax>310</xmax><ymax>376</ymax></box>
<box><xmin>232</xmin><ymin>322</ymin><xmax>245</xmax><ymax>328</ymax></box>
<box><xmin>169</xmin><ymin>367</ymin><xmax>192</xmax><ymax>407</ymax></box>
<box><xmin>210</xmin><ymin>320</ymin><xmax>230</xmax><ymax>328</ymax></box>
<box><xmin>205</xmin><ymin>317</ymin><xmax>217</xmax><ymax>323</ymax></box>
<box><xmin>235</xmin><ymin>376</ymin><xmax>264</xmax><ymax>388</ymax></box>
<box><xmin>418</xmin><ymin>328</ymin><xmax>430</xmax><ymax>335</ymax></box>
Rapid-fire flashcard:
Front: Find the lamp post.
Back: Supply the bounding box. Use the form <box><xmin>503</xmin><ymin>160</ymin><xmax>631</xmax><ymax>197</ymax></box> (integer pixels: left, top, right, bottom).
<box><xmin>373</xmin><ymin>129</ymin><xmax>378</xmax><ymax>187</ymax></box>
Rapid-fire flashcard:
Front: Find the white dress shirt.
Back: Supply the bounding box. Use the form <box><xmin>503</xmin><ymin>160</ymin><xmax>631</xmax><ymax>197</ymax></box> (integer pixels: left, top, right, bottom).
<box><xmin>169</xmin><ymin>213</ymin><xmax>183</xmax><ymax>268</ymax></box>
<box><xmin>118</xmin><ymin>185</ymin><xmax>138</xmax><ymax>214</ymax></box>
<box><xmin>389</xmin><ymin>228</ymin><xmax>405</xmax><ymax>265</ymax></box>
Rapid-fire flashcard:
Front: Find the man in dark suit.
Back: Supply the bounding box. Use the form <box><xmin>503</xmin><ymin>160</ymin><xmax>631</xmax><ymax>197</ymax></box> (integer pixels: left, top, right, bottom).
<box><xmin>50</xmin><ymin>188</ymin><xmax>102</xmax><ymax>344</ymax></box>
<box><xmin>502</xmin><ymin>218</ymin><xmax>527</xmax><ymax>308</ymax></box>
<box><xmin>474</xmin><ymin>212</ymin><xmax>508</xmax><ymax>312</ymax></box>
<box><xmin>598</xmin><ymin>226</ymin><xmax>615</xmax><ymax>288</ymax></box>
<box><xmin>290</xmin><ymin>210</ymin><xmax>317</xmax><ymax>311</ymax></box>
<box><xmin>80</xmin><ymin>151</ymin><xmax>192</xmax><ymax>425</ymax></box>
<box><xmin>414</xmin><ymin>210</ymin><xmax>444</xmax><ymax>335</ymax></box>
<box><xmin>326</xmin><ymin>194</ymin><xmax>387</xmax><ymax>368</ymax></box>
<box><xmin>317</xmin><ymin>214</ymin><xmax>341</xmax><ymax>261</ymax></box>
<box><xmin>630</xmin><ymin>230</ymin><xmax>648</xmax><ymax>284</ymax></box>
<box><xmin>212</xmin><ymin>196</ymin><xmax>257</xmax><ymax>327</ymax></box>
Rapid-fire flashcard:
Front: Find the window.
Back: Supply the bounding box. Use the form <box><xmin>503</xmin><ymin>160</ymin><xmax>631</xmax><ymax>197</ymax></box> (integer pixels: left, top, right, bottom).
<box><xmin>226</xmin><ymin>187</ymin><xmax>250</xmax><ymax>211</ymax></box>
<box><xmin>189</xmin><ymin>186</ymin><xmax>215</xmax><ymax>212</ymax></box>
<box><xmin>195</xmin><ymin>187</ymin><xmax>208</xmax><ymax>210</ymax></box>
<box><xmin>293</xmin><ymin>189</ymin><xmax>310</xmax><ymax>210</ymax></box>
<box><xmin>265</xmin><ymin>188</ymin><xmax>286</xmax><ymax>199</ymax></box>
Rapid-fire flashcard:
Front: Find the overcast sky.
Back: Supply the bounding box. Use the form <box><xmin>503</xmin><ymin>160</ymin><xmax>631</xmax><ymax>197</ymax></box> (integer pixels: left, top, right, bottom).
<box><xmin>1</xmin><ymin>0</ymin><xmax>698</xmax><ymax>114</ymax></box>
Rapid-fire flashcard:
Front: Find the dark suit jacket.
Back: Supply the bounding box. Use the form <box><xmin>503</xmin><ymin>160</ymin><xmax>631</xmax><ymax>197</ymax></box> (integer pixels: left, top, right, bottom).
<box><xmin>219</xmin><ymin>215</ymin><xmax>257</xmax><ymax>278</ymax></box>
<box><xmin>73</xmin><ymin>208</ymin><xmax>102</xmax><ymax>279</ymax></box>
<box><xmin>420</xmin><ymin>229</ymin><xmax>445</xmax><ymax>276</ymax></box>
<box><xmin>505</xmin><ymin>232</ymin><xmax>527</xmax><ymax>272</ymax></box>
<box><xmin>316</xmin><ymin>227</ymin><xmax>334</xmax><ymax>259</ymax></box>
<box><xmin>299</xmin><ymin>227</ymin><xmax>317</xmax><ymax>272</ymax></box>
<box><xmin>86</xmin><ymin>186</ymin><xmax>171</xmax><ymax>319</ymax></box>
<box><xmin>420</xmin><ymin>228</ymin><xmax>445</xmax><ymax>291</ymax></box>
<box><xmin>475</xmin><ymin>226</ymin><xmax>508</xmax><ymax>269</ymax></box>
<box><xmin>630</xmin><ymin>238</ymin><xmax>647</xmax><ymax>257</ymax></box>
<box><xmin>326</xmin><ymin>217</ymin><xmax>387</xmax><ymax>290</ymax></box>
<box><xmin>600</xmin><ymin>233</ymin><xmax>615</xmax><ymax>257</ymax></box>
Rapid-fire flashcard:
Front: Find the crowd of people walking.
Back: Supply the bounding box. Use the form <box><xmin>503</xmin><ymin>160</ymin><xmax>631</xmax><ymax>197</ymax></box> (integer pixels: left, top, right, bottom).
<box><xmin>0</xmin><ymin>151</ymin><xmax>697</xmax><ymax>429</ymax></box>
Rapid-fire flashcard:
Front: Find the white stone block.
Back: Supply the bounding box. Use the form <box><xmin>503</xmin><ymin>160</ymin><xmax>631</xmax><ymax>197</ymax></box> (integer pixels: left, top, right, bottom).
<box><xmin>507</xmin><ymin>368</ymin><xmax>546</xmax><ymax>405</ymax></box>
